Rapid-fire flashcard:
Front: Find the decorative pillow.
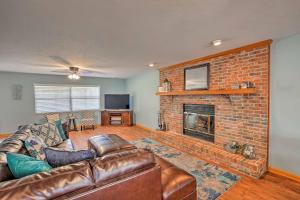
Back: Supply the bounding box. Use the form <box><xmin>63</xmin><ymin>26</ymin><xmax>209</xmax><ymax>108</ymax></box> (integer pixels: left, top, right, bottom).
<box><xmin>30</xmin><ymin>123</ymin><xmax>63</xmax><ymax>147</ymax></box>
<box><xmin>6</xmin><ymin>152</ymin><xmax>52</xmax><ymax>179</ymax></box>
<box><xmin>44</xmin><ymin>147</ymin><xmax>96</xmax><ymax>167</ymax></box>
<box><xmin>24</xmin><ymin>135</ymin><xmax>47</xmax><ymax>160</ymax></box>
<box><xmin>14</xmin><ymin>126</ymin><xmax>31</xmax><ymax>141</ymax></box>
<box><xmin>17</xmin><ymin>125</ymin><xmax>31</xmax><ymax>132</ymax></box>
<box><xmin>46</xmin><ymin>113</ymin><xmax>60</xmax><ymax>123</ymax></box>
<box><xmin>55</xmin><ymin>120</ymin><xmax>67</xmax><ymax>140</ymax></box>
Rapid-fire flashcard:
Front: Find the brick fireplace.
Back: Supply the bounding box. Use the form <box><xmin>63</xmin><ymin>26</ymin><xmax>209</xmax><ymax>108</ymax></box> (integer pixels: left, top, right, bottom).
<box><xmin>153</xmin><ymin>40</ymin><xmax>271</xmax><ymax>178</ymax></box>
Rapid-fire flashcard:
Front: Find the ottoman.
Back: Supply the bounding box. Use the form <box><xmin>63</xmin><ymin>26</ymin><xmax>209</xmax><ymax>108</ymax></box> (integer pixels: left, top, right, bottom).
<box><xmin>88</xmin><ymin>134</ymin><xmax>197</xmax><ymax>200</ymax></box>
<box><xmin>155</xmin><ymin>156</ymin><xmax>197</xmax><ymax>200</ymax></box>
<box><xmin>88</xmin><ymin>134</ymin><xmax>136</xmax><ymax>157</ymax></box>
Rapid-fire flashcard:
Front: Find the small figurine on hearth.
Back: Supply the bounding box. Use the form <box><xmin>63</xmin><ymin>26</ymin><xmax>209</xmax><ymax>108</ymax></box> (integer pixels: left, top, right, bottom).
<box><xmin>223</xmin><ymin>141</ymin><xmax>241</xmax><ymax>154</ymax></box>
<box><xmin>241</xmin><ymin>144</ymin><xmax>256</xmax><ymax>159</ymax></box>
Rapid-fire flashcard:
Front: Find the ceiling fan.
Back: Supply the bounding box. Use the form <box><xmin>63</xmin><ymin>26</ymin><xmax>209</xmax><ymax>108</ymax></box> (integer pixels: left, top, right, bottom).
<box><xmin>66</xmin><ymin>66</ymin><xmax>80</xmax><ymax>80</ymax></box>
<box><xmin>29</xmin><ymin>56</ymin><xmax>107</xmax><ymax>79</ymax></box>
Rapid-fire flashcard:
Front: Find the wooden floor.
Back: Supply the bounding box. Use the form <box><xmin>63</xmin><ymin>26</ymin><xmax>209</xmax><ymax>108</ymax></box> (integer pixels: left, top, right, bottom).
<box><xmin>1</xmin><ymin>126</ymin><xmax>300</xmax><ymax>199</ymax></box>
<box><xmin>69</xmin><ymin>126</ymin><xmax>300</xmax><ymax>200</ymax></box>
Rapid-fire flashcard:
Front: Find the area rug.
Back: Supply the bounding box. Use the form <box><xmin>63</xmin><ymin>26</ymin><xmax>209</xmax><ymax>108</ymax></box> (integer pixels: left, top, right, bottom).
<box><xmin>132</xmin><ymin>138</ymin><xmax>240</xmax><ymax>200</ymax></box>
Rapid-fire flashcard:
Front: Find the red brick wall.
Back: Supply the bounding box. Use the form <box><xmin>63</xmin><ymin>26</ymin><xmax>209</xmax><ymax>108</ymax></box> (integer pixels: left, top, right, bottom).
<box><xmin>159</xmin><ymin>45</ymin><xmax>270</xmax><ymax>159</ymax></box>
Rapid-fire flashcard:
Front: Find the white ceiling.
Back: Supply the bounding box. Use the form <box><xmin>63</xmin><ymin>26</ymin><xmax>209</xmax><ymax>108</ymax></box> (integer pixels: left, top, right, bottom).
<box><xmin>0</xmin><ymin>0</ymin><xmax>300</xmax><ymax>78</ymax></box>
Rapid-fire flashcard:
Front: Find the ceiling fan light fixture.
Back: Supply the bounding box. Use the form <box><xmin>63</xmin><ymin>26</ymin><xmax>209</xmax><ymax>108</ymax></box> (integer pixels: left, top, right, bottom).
<box><xmin>212</xmin><ymin>39</ymin><xmax>222</xmax><ymax>46</ymax></box>
<box><xmin>67</xmin><ymin>66</ymin><xmax>80</xmax><ymax>80</ymax></box>
<box><xmin>148</xmin><ymin>63</ymin><xmax>155</xmax><ymax>67</ymax></box>
<box><xmin>68</xmin><ymin>73</ymin><xmax>80</xmax><ymax>80</ymax></box>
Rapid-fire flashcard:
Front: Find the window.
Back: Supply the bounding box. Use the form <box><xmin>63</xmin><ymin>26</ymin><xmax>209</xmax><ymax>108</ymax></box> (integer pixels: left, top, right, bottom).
<box><xmin>34</xmin><ymin>85</ymin><xmax>100</xmax><ymax>113</ymax></box>
<box><xmin>34</xmin><ymin>85</ymin><xmax>71</xmax><ymax>113</ymax></box>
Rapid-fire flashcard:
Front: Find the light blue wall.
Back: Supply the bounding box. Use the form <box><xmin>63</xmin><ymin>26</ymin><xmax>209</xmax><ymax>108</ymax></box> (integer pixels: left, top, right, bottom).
<box><xmin>126</xmin><ymin>70</ymin><xmax>160</xmax><ymax>129</ymax></box>
<box><xmin>270</xmin><ymin>34</ymin><xmax>300</xmax><ymax>176</ymax></box>
<box><xmin>0</xmin><ymin>72</ymin><xmax>126</xmax><ymax>132</ymax></box>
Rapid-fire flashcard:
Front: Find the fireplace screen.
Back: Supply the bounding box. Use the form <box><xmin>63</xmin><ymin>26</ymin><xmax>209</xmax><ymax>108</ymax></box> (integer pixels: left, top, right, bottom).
<box><xmin>183</xmin><ymin>104</ymin><xmax>215</xmax><ymax>142</ymax></box>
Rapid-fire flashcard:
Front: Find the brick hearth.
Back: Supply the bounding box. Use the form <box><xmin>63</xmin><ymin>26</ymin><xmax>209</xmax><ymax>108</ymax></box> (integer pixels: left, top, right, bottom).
<box><xmin>149</xmin><ymin>130</ymin><xmax>266</xmax><ymax>178</ymax></box>
<box><xmin>157</xmin><ymin>40</ymin><xmax>271</xmax><ymax>178</ymax></box>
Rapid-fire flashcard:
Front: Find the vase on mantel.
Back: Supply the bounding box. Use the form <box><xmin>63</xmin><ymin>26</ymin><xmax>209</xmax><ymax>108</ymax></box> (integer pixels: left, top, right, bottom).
<box><xmin>162</xmin><ymin>79</ymin><xmax>171</xmax><ymax>92</ymax></box>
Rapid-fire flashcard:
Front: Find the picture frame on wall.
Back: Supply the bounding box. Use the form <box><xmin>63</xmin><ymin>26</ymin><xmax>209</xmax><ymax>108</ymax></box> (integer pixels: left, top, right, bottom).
<box><xmin>184</xmin><ymin>63</ymin><xmax>210</xmax><ymax>90</ymax></box>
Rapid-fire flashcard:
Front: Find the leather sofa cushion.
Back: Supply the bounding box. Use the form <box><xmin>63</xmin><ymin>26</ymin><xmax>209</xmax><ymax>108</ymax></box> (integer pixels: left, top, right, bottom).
<box><xmin>155</xmin><ymin>156</ymin><xmax>196</xmax><ymax>200</ymax></box>
<box><xmin>90</xmin><ymin>149</ymin><xmax>155</xmax><ymax>187</ymax></box>
<box><xmin>88</xmin><ymin>134</ymin><xmax>136</xmax><ymax>157</ymax></box>
<box><xmin>100</xmin><ymin>148</ymin><xmax>148</xmax><ymax>161</ymax></box>
<box><xmin>53</xmin><ymin>139</ymin><xmax>75</xmax><ymax>150</ymax></box>
<box><xmin>0</xmin><ymin>161</ymin><xmax>94</xmax><ymax>200</ymax></box>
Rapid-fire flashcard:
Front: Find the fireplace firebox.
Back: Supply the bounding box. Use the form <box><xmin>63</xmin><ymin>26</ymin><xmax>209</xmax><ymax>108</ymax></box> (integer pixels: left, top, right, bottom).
<box><xmin>183</xmin><ymin>104</ymin><xmax>215</xmax><ymax>142</ymax></box>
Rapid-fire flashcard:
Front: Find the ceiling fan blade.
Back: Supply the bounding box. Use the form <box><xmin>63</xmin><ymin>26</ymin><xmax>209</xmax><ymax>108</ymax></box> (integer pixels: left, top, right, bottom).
<box><xmin>82</xmin><ymin>64</ymin><xmax>111</xmax><ymax>70</ymax></box>
<box><xmin>50</xmin><ymin>56</ymin><xmax>72</xmax><ymax>66</ymax></box>
<box><xmin>80</xmin><ymin>71</ymin><xmax>106</xmax><ymax>76</ymax></box>
<box><xmin>22</xmin><ymin>63</ymin><xmax>66</xmax><ymax>68</ymax></box>
<box><xmin>51</xmin><ymin>69</ymin><xmax>70</xmax><ymax>74</ymax></box>
<box><xmin>80</xmin><ymin>69</ymin><xmax>106</xmax><ymax>74</ymax></box>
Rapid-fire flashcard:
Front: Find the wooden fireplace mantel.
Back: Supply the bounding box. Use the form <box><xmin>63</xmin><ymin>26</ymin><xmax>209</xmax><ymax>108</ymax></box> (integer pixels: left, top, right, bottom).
<box><xmin>156</xmin><ymin>88</ymin><xmax>256</xmax><ymax>96</ymax></box>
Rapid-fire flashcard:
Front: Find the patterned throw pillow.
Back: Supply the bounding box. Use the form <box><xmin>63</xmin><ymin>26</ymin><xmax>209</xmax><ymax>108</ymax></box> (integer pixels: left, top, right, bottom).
<box><xmin>24</xmin><ymin>135</ymin><xmax>47</xmax><ymax>160</ymax></box>
<box><xmin>30</xmin><ymin>123</ymin><xmax>63</xmax><ymax>147</ymax></box>
<box><xmin>46</xmin><ymin>113</ymin><xmax>60</xmax><ymax>123</ymax></box>
<box><xmin>44</xmin><ymin>147</ymin><xmax>96</xmax><ymax>167</ymax></box>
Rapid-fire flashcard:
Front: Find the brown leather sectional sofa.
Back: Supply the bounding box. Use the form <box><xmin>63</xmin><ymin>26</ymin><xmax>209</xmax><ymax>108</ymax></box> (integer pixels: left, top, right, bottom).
<box><xmin>0</xmin><ymin>130</ymin><xmax>196</xmax><ymax>200</ymax></box>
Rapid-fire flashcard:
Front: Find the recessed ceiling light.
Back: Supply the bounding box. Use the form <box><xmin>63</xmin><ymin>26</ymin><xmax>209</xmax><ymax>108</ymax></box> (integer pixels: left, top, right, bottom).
<box><xmin>148</xmin><ymin>63</ymin><xmax>155</xmax><ymax>67</ymax></box>
<box><xmin>212</xmin><ymin>39</ymin><xmax>222</xmax><ymax>46</ymax></box>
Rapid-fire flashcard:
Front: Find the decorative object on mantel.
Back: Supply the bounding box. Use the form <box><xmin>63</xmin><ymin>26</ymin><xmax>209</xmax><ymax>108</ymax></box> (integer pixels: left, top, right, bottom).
<box><xmin>240</xmin><ymin>81</ymin><xmax>255</xmax><ymax>89</ymax></box>
<box><xmin>223</xmin><ymin>141</ymin><xmax>241</xmax><ymax>154</ymax></box>
<box><xmin>162</xmin><ymin>79</ymin><xmax>171</xmax><ymax>92</ymax></box>
<box><xmin>158</xmin><ymin>86</ymin><xmax>164</xmax><ymax>92</ymax></box>
<box><xmin>184</xmin><ymin>63</ymin><xmax>209</xmax><ymax>90</ymax></box>
<box><xmin>241</xmin><ymin>144</ymin><xmax>256</xmax><ymax>159</ymax></box>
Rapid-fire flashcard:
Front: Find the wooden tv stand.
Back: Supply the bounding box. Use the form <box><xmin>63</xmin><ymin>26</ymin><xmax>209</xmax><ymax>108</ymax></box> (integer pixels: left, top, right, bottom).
<box><xmin>101</xmin><ymin>110</ymin><xmax>133</xmax><ymax>126</ymax></box>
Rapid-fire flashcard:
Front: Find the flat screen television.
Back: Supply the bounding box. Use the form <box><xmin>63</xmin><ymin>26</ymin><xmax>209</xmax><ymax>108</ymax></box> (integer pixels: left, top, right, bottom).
<box><xmin>104</xmin><ymin>94</ymin><xmax>130</xmax><ymax>109</ymax></box>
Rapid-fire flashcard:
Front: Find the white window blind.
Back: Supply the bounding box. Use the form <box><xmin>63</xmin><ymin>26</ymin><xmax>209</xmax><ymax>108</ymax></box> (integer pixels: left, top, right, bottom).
<box><xmin>71</xmin><ymin>87</ymin><xmax>100</xmax><ymax>111</ymax></box>
<box><xmin>34</xmin><ymin>85</ymin><xmax>100</xmax><ymax>113</ymax></box>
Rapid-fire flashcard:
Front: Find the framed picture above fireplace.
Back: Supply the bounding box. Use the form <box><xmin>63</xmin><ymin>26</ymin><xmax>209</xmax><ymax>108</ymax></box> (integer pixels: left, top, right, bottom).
<box><xmin>184</xmin><ymin>63</ymin><xmax>210</xmax><ymax>90</ymax></box>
